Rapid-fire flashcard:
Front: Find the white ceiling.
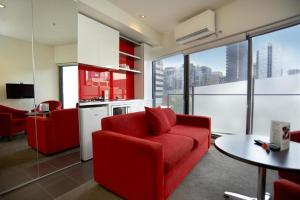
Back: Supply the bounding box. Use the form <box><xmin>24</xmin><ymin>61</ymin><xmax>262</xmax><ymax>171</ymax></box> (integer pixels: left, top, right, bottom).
<box><xmin>107</xmin><ymin>0</ymin><xmax>234</xmax><ymax>34</ymax></box>
<box><xmin>0</xmin><ymin>0</ymin><xmax>233</xmax><ymax>45</ymax></box>
<box><xmin>0</xmin><ymin>0</ymin><xmax>77</xmax><ymax>46</ymax></box>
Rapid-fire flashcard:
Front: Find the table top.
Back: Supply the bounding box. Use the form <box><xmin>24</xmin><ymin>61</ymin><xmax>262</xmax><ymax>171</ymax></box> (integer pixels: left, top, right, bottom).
<box><xmin>25</xmin><ymin>111</ymin><xmax>49</xmax><ymax>116</ymax></box>
<box><xmin>215</xmin><ymin>135</ymin><xmax>300</xmax><ymax>171</ymax></box>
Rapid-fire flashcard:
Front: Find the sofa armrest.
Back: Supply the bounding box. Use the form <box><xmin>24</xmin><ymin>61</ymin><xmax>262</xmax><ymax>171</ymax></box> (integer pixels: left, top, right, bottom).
<box><xmin>92</xmin><ymin>130</ymin><xmax>164</xmax><ymax>200</ymax></box>
<box><xmin>0</xmin><ymin>113</ymin><xmax>12</xmax><ymax>121</ymax></box>
<box><xmin>274</xmin><ymin>179</ymin><xmax>300</xmax><ymax>200</ymax></box>
<box><xmin>0</xmin><ymin>113</ymin><xmax>12</xmax><ymax>135</ymax></box>
<box><xmin>290</xmin><ymin>130</ymin><xmax>300</xmax><ymax>143</ymax></box>
<box><xmin>12</xmin><ymin>110</ymin><xmax>27</xmax><ymax>118</ymax></box>
<box><xmin>176</xmin><ymin>114</ymin><xmax>211</xmax><ymax>130</ymax></box>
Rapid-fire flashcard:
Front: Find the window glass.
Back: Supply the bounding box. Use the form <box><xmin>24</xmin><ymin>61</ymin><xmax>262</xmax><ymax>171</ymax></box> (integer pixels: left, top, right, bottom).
<box><xmin>252</xmin><ymin>24</ymin><xmax>300</xmax><ymax>135</ymax></box>
<box><xmin>189</xmin><ymin>41</ymin><xmax>248</xmax><ymax>134</ymax></box>
<box><xmin>153</xmin><ymin>54</ymin><xmax>184</xmax><ymax>113</ymax></box>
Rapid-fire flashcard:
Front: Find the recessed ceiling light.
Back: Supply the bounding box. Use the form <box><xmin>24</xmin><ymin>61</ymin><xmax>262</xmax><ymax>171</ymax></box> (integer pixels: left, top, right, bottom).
<box><xmin>139</xmin><ymin>15</ymin><xmax>146</xmax><ymax>19</ymax></box>
<box><xmin>0</xmin><ymin>3</ymin><xmax>6</xmax><ymax>8</ymax></box>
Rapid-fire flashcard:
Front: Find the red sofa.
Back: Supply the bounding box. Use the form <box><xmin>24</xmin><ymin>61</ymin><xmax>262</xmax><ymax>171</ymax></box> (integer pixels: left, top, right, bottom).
<box><xmin>92</xmin><ymin>108</ymin><xmax>211</xmax><ymax>200</ymax></box>
<box><xmin>274</xmin><ymin>130</ymin><xmax>300</xmax><ymax>200</ymax></box>
<box><xmin>26</xmin><ymin>108</ymin><xmax>79</xmax><ymax>155</ymax></box>
<box><xmin>0</xmin><ymin>105</ymin><xmax>27</xmax><ymax>138</ymax></box>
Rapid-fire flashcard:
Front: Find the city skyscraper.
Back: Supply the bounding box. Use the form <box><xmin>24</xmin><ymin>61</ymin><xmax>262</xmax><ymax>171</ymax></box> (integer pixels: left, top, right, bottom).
<box><xmin>225</xmin><ymin>42</ymin><xmax>247</xmax><ymax>82</ymax></box>
<box><xmin>288</xmin><ymin>68</ymin><xmax>300</xmax><ymax>75</ymax></box>
<box><xmin>164</xmin><ymin>66</ymin><xmax>184</xmax><ymax>91</ymax></box>
<box><xmin>256</xmin><ymin>43</ymin><xmax>282</xmax><ymax>78</ymax></box>
<box><xmin>154</xmin><ymin>60</ymin><xmax>164</xmax><ymax>98</ymax></box>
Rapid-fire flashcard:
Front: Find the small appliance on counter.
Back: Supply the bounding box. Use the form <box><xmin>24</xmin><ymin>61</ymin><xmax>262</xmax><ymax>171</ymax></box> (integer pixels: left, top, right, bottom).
<box><xmin>39</xmin><ymin>103</ymin><xmax>49</xmax><ymax>112</ymax></box>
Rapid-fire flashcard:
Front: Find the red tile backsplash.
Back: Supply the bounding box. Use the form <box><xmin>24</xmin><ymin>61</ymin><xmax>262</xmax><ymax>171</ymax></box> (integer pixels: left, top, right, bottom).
<box><xmin>78</xmin><ymin>64</ymin><xmax>134</xmax><ymax>100</ymax></box>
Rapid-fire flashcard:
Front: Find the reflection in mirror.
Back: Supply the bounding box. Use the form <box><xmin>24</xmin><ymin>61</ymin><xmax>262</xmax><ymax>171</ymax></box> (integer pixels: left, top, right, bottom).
<box><xmin>28</xmin><ymin>0</ymin><xmax>80</xmax><ymax>178</ymax></box>
<box><xmin>0</xmin><ymin>0</ymin><xmax>79</xmax><ymax>194</ymax></box>
<box><xmin>0</xmin><ymin>0</ymin><xmax>38</xmax><ymax>193</ymax></box>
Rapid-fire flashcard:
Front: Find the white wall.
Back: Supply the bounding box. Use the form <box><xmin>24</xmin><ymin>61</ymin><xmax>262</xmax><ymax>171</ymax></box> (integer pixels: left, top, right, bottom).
<box><xmin>34</xmin><ymin>41</ymin><xmax>59</xmax><ymax>105</ymax></box>
<box><xmin>0</xmin><ymin>35</ymin><xmax>59</xmax><ymax>110</ymax></box>
<box><xmin>143</xmin><ymin>44</ymin><xmax>154</xmax><ymax>107</ymax></box>
<box><xmin>54</xmin><ymin>44</ymin><xmax>77</xmax><ymax>64</ymax></box>
<box><xmin>0</xmin><ymin>35</ymin><xmax>35</xmax><ymax>110</ymax></box>
<box><xmin>152</xmin><ymin>0</ymin><xmax>300</xmax><ymax>58</ymax></box>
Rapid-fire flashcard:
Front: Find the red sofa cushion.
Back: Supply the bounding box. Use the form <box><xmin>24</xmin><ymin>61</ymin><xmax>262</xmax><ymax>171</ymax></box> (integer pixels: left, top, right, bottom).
<box><xmin>168</xmin><ymin>125</ymin><xmax>210</xmax><ymax>148</ymax></box>
<box><xmin>102</xmin><ymin>111</ymin><xmax>151</xmax><ymax>138</ymax></box>
<box><xmin>145</xmin><ymin>107</ymin><xmax>171</xmax><ymax>135</ymax></box>
<box><xmin>162</xmin><ymin>108</ymin><xmax>177</xmax><ymax>126</ymax></box>
<box><xmin>146</xmin><ymin>134</ymin><xmax>194</xmax><ymax>172</ymax></box>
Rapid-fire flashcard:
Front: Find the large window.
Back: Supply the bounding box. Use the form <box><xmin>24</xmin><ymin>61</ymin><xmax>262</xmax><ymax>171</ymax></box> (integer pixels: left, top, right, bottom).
<box><xmin>152</xmin><ymin>24</ymin><xmax>300</xmax><ymax>135</ymax></box>
<box><xmin>61</xmin><ymin>65</ymin><xmax>78</xmax><ymax>108</ymax></box>
<box><xmin>189</xmin><ymin>41</ymin><xmax>248</xmax><ymax>134</ymax></box>
<box><xmin>252</xmin><ymin>24</ymin><xmax>300</xmax><ymax>135</ymax></box>
<box><xmin>153</xmin><ymin>54</ymin><xmax>184</xmax><ymax>113</ymax></box>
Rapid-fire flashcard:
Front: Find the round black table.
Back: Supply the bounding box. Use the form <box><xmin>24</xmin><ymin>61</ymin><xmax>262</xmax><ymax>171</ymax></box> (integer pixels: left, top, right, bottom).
<box><xmin>215</xmin><ymin>135</ymin><xmax>300</xmax><ymax>200</ymax></box>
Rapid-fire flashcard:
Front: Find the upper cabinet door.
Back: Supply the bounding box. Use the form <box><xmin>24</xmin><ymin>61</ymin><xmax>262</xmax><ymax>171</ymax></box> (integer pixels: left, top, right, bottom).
<box><xmin>78</xmin><ymin>14</ymin><xmax>119</xmax><ymax>69</ymax></box>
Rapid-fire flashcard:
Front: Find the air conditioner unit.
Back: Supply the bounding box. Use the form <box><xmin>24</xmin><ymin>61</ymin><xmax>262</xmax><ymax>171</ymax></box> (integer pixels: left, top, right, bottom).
<box><xmin>175</xmin><ymin>10</ymin><xmax>215</xmax><ymax>44</ymax></box>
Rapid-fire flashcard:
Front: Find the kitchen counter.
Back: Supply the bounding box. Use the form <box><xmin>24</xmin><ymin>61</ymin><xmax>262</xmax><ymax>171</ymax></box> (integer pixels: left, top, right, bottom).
<box><xmin>78</xmin><ymin>99</ymin><xmax>145</xmax><ymax>107</ymax></box>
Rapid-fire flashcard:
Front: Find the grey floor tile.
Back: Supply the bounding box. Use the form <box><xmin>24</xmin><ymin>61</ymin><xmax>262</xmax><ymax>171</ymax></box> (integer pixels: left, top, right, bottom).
<box><xmin>1</xmin><ymin>183</ymin><xmax>52</xmax><ymax>200</ymax></box>
<box><xmin>37</xmin><ymin>172</ymin><xmax>80</xmax><ymax>198</ymax></box>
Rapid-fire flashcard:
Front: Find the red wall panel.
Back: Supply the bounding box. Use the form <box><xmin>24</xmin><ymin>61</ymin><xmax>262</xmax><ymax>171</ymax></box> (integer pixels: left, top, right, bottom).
<box><xmin>78</xmin><ymin>64</ymin><xmax>134</xmax><ymax>100</ymax></box>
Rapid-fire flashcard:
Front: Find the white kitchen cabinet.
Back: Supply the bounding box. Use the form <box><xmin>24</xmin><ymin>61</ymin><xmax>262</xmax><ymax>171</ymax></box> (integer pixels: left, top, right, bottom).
<box><xmin>79</xmin><ymin>104</ymin><xmax>109</xmax><ymax>161</ymax></box>
<box><xmin>78</xmin><ymin>14</ymin><xmax>119</xmax><ymax>69</ymax></box>
<box><xmin>128</xmin><ymin>100</ymin><xmax>145</xmax><ymax>113</ymax></box>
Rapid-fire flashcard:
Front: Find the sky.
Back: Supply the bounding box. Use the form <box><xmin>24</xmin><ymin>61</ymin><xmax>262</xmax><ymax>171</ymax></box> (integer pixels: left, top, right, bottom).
<box><xmin>159</xmin><ymin>24</ymin><xmax>300</xmax><ymax>75</ymax></box>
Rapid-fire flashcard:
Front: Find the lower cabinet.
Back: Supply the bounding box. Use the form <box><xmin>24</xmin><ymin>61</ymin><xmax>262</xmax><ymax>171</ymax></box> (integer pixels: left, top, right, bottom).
<box><xmin>79</xmin><ymin>105</ymin><xmax>109</xmax><ymax>161</ymax></box>
<box><xmin>128</xmin><ymin>100</ymin><xmax>145</xmax><ymax>113</ymax></box>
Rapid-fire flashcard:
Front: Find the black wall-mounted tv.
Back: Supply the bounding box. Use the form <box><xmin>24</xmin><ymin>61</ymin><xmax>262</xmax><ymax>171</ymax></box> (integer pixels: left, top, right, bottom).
<box><xmin>6</xmin><ymin>83</ymin><xmax>34</xmax><ymax>99</ymax></box>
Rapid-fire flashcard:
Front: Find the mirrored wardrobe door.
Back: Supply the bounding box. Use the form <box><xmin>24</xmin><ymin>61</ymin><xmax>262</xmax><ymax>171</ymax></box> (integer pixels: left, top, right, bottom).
<box><xmin>31</xmin><ymin>0</ymin><xmax>80</xmax><ymax>178</ymax></box>
<box><xmin>0</xmin><ymin>0</ymin><xmax>39</xmax><ymax>193</ymax></box>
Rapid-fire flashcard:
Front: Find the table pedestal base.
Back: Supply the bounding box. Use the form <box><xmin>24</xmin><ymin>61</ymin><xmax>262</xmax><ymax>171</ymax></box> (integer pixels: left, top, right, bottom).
<box><xmin>224</xmin><ymin>191</ymin><xmax>271</xmax><ymax>200</ymax></box>
<box><xmin>224</xmin><ymin>167</ymin><xmax>270</xmax><ymax>200</ymax></box>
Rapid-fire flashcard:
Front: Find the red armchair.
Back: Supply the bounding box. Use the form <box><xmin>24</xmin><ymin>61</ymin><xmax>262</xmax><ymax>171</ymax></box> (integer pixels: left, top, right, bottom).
<box><xmin>274</xmin><ymin>131</ymin><xmax>300</xmax><ymax>200</ymax></box>
<box><xmin>26</xmin><ymin>108</ymin><xmax>79</xmax><ymax>155</ymax></box>
<box><xmin>278</xmin><ymin>131</ymin><xmax>300</xmax><ymax>184</ymax></box>
<box><xmin>0</xmin><ymin>105</ymin><xmax>27</xmax><ymax>138</ymax></box>
<box><xmin>32</xmin><ymin>100</ymin><xmax>62</xmax><ymax>112</ymax></box>
<box><xmin>274</xmin><ymin>179</ymin><xmax>300</xmax><ymax>200</ymax></box>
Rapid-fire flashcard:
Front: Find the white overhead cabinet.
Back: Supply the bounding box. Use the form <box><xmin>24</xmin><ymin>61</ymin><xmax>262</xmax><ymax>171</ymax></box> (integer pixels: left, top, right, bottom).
<box><xmin>78</xmin><ymin>14</ymin><xmax>119</xmax><ymax>69</ymax></box>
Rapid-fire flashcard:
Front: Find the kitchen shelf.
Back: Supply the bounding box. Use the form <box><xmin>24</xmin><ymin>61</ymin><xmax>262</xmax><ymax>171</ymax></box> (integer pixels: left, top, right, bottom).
<box><xmin>118</xmin><ymin>67</ymin><xmax>141</xmax><ymax>73</ymax></box>
<box><xmin>119</xmin><ymin>51</ymin><xmax>141</xmax><ymax>60</ymax></box>
<box><xmin>120</xmin><ymin>35</ymin><xmax>141</xmax><ymax>46</ymax></box>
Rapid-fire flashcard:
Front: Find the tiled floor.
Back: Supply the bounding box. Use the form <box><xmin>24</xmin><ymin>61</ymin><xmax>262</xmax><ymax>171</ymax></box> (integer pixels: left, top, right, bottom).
<box><xmin>1</xmin><ymin>160</ymin><xmax>93</xmax><ymax>200</ymax></box>
<box><xmin>0</xmin><ymin>134</ymin><xmax>81</xmax><ymax>192</ymax></box>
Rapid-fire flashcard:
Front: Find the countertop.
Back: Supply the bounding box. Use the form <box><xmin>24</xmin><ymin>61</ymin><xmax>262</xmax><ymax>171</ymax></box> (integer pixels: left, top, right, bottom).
<box><xmin>78</xmin><ymin>99</ymin><xmax>144</xmax><ymax>107</ymax></box>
